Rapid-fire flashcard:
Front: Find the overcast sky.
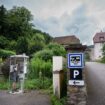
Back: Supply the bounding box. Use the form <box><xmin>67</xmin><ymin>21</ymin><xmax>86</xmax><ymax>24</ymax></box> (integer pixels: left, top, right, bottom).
<box><xmin>1</xmin><ymin>0</ymin><xmax>105</xmax><ymax>45</ymax></box>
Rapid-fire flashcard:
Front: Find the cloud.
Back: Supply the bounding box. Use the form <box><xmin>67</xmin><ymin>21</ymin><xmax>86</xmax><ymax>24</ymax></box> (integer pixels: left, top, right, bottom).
<box><xmin>63</xmin><ymin>4</ymin><xmax>99</xmax><ymax>45</ymax></box>
<box><xmin>34</xmin><ymin>4</ymin><xmax>99</xmax><ymax>45</ymax></box>
<box><xmin>84</xmin><ymin>0</ymin><xmax>105</xmax><ymax>29</ymax></box>
<box><xmin>0</xmin><ymin>0</ymin><xmax>81</xmax><ymax>19</ymax></box>
<box><xmin>1</xmin><ymin>0</ymin><xmax>105</xmax><ymax>45</ymax></box>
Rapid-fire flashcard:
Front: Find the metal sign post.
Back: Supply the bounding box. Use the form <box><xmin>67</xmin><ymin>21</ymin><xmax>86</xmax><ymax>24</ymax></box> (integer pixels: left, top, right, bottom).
<box><xmin>68</xmin><ymin>53</ymin><xmax>84</xmax><ymax>86</ymax></box>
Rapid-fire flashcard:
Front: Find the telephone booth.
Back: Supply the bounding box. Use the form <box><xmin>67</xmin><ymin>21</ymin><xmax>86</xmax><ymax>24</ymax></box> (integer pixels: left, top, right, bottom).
<box><xmin>9</xmin><ymin>54</ymin><xmax>29</xmax><ymax>94</ymax></box>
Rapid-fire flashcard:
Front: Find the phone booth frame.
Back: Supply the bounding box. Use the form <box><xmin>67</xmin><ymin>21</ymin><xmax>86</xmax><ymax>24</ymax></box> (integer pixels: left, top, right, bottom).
<box><xmin>9</xmin><ymin>54</ymin><xmax>29</xmax><ymax>94</ymax></box>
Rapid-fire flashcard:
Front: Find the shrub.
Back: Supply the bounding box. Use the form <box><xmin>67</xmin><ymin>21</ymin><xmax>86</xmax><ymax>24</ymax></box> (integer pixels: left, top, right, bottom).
<box><xmin>1</xmin><ymin>58</ymin><xmax>10</xmax><ymax>79</ymax></box>
<box><xmin>45</xmin><ymin>43</ymin><xmax>66</xmax><ymax>57</ymax></box>
<box><xmin>29</xmin><ymin>43</ymin><xmax>66</xmax><ymax>79</ymax></box>
<box><xmin>0</xmin><ymin>49</ymin><xmax>15</xmax><ymax>59</ymax></box>
<box><xmin>33</xmin><ymin>49</ymin><xmax>53</xmax><ymax>61</ymax></box>
<box><xmin>0</xmin><ymin>49</ymin><xmax>15</xmax><ymax>79</ymax></box>
<box><xmin>29</xmin><ymin>58</ymin><xmax>52</xmax><ymax>79</ymax></box>
<box><xmin>25</xmin><ymin>78</ymin><xmax>52</xmax><ymax>89</ymax></box>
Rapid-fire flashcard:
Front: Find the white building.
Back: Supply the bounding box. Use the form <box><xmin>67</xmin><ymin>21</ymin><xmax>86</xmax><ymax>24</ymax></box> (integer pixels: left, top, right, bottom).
<box><xmin>93</xmin><ymin>32</ymin><xmax>105</xmax><ymax>60</ymax></box>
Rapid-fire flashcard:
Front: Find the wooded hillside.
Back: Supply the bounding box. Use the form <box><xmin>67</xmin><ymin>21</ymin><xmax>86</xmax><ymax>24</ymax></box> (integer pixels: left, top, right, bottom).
<box><xmin>0</xmin><ymin>5</ymin><xmax>52</xmax><ymax>58</ymax></box>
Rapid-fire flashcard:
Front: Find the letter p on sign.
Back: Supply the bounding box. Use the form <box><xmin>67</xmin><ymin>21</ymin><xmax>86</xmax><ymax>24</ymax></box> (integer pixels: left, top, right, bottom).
<box><xmin>74</xmin><ymin>70</ymin><xmax>79</xmax><ymax>78</ymax></box>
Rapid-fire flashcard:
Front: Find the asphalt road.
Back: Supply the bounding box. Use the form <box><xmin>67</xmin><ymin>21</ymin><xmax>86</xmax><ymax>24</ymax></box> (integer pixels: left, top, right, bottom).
<box><xmin>0</xmin><ymin>90</ymin><xmax>51</xmax><ymax>105</ymax></box>
<box><xmin>86</xmin><ymin>62</ymin><xmax>105</xmax><ymax>105</ymax></box>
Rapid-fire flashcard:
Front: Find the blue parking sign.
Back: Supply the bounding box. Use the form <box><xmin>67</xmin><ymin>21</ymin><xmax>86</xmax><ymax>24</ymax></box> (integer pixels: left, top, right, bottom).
<box><xmin>68</xmin><ymin>53</ymin><xmax>84</xmax><ymax>68</ymax></box>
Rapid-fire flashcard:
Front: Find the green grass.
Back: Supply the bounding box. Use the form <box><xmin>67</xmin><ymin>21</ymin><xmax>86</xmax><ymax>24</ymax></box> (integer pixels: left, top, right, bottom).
<box><xmin>0</xmin><ymin>77</ymin><xmax>52</xmax><ymax>90</ymax></box>
<box><xmin>25</xmin><ymin>78</ymin><xmax>52</xmax><ymax>90</ymax></box>
<box><xmin>0</xmin><ymin>81</ymin><xmax>9</xmax><ymax>90</ymax></box>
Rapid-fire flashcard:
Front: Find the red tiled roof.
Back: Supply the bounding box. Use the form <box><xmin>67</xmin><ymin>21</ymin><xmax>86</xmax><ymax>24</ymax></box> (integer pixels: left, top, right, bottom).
<box><xmin>53</xmin><ymin>35</ymin><xmax>80</xmax><ymax>45</ymax></box>
<box><xmin>93</xmin><ymin>32</ymin><xmax>105</xmax><ymax>43</ymax></box>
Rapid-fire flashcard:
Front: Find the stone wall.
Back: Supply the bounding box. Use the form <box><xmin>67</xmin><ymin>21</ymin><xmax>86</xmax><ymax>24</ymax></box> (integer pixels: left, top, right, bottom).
<box><xmin>67</xmin><ymin>69</ymin><xmax>87</xmax><ymax>105</ymax></box>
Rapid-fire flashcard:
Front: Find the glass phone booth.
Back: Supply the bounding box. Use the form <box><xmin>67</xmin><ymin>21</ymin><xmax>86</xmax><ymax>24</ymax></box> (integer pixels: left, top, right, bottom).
<box><xmin>9</xmin><ymin>54</ymin><xmax>29</xmax><ymax>94</ymax></box>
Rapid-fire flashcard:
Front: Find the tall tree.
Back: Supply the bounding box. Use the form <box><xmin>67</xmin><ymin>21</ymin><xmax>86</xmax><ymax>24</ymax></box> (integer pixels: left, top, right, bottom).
<box><xmin>28</xmin><ymin>33</ymin><xmax>45</xmax><ymax>55</ymax></box>
<box><xmin>0</xmin><ymin>5</ymin><xmax>53</xmax><ymax>56</ymax></box>
<box><xmin>16</xmin><ymin>37</ymin><xmax>29</xmax><ymax>54</ymax></box>
<box><xmin>0</xmin><ymin>5</ymin><xmax>7</xmax><ymax>35</ymax></box>
<box><xmin>5</xmin><ymin>6</ymin><xmax>33</xmax><ymax>39</ymax></box>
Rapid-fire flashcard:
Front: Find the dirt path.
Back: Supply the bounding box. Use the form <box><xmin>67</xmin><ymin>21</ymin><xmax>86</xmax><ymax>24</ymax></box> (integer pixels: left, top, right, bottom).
<box><xmin>0</xmin><ymin>90</ymin><xmax>51</xmax><ymax>105</ymax></box>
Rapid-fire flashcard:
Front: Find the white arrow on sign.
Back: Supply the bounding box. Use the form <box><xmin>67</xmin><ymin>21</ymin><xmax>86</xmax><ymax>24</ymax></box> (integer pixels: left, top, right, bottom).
<box><xmin>73</xmin><ymin>81</ymin><xmax>80</xmax><ymax>84</ymax></box>
<box><xmin>69</xmin><ymin>80</ymin><xmax>84</xmax><ymax>86</ymax></box>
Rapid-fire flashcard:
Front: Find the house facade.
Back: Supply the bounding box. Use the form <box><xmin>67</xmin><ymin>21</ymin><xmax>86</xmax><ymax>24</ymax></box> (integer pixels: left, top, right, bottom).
<box><xmin>93</xmin><ymin>32</ymin><xmax>105</xmax><ymax>60</ymax></box>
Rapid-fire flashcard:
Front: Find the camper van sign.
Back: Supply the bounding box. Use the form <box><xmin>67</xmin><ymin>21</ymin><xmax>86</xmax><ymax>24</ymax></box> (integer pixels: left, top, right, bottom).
<box><xmin>68</xmin><ymin>53</ymin><xmax>84</xmax><ymax>68</ymax></box>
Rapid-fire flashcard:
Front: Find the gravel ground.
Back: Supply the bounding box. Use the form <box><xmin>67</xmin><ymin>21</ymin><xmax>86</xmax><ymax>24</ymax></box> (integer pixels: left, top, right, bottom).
<box><xmin>86</xmin><ymin>62</ymin><xmax>105</xmax><ymax>105</ymax></box>
<box><xmin>0</xmin><ymin>90</ymin><xmax>51</xmax><ymax>105</ymax></box>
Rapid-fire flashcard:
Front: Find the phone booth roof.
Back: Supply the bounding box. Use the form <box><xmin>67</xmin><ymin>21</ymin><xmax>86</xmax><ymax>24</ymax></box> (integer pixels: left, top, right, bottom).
<box><xmin>10</xmin><ymin>54</ymin><xmax>29</xmax><ymax>65</ymax></box>
<box><xmin>10</xmin><ymin>54</ymin><xmax>29</xmax><ymax>59</ymax></box>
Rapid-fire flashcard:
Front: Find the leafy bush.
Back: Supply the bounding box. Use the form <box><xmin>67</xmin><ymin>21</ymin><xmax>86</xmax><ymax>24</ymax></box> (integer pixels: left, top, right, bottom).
<box><xmin>28</xmin><ymin>42</ymin><xmax>67</xmax><ymax>99</ymax></box>
<box><xmin>29</xmin><ymin>43</ymin><xmax>66</xmax><ymax>79</ymax></box>
<box><xmin>29</xmin><ymin>41</ymin><xmax>45</xmax><ymax>55</ymax></box>
<box><xmin>28</xmin><ymin>33</ymin><xmax>46</xmax><ymax>55</ymax></box>
<box><xmin>33</xmin><ymin>49</ymin><xmax>53</xmax><ymax>61</ymax></box>
<box><xmin>0</xmin><ymin>49</ymin><xmax>15</xmax><ymax>58</ymax></box>
<box><xmin>0</xmin><ymin>49</ymin><xmax>15</xmax><ymax>79</ymax></box>
<box><xmin>29</xmin><ymin>58</ymin><xmax>52</xmax><ymax>79</ymax></box>
<box><xmin>46</xmin><ymin>43</ymin><xmax>66</xmax><ymax>57</ymax></box>
<box><xmin>1</xmin><ymin>58</ymin><xmax>10</xmax><ymax>79</ymax></box>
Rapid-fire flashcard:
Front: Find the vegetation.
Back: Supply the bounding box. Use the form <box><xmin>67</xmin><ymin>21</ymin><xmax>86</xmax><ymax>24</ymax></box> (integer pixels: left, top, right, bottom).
<box><xmin>45</xmin><ymin>43</ymin><xmax>66</xmax><ymax>57</ymax></box>
<box><xmin>28</xmin><ymin>43</ymin><xmax>66</xmax><ymax>79</ymax></box>
<box><xmin>29</xmin><ymin>58</ymin><xmax>52</xmax><ymax>79</ymax></box>
<box><xmin>25</xmin><ymin>78</ymin><xmax>52</xmax><ymax>90</ymax></box>
<box><xmin>0</xmin><ymin>80</ymin><xmax>9</xmax><ymax>90</ymax></box>
<box><xmin>0</xmin><ymin>5</ymin><xmax>67</xmax><ymax>105</ymax></box>
<box><xmin>0</xmin><ymin>49</ymin><xmax>15</xmax><ymax>59</ymax></box>
<box><xmin>0</xmin><ymin>5</ymin><xmax>52</xmax><ymax>57</ymax></box>
<box><xmin>85</xmin><ymin>52</ymin><xmax>90</xmax><ymax>61</ymax></box>
<box><xmin>101</xmin><ymin>44</ymin><xmax>105</xmax><ymax>63</ymax></box>
<box><xmin>51</xmin><ymin>95</ymin><xmax>66</xmax><ymax>105</ymax></box>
